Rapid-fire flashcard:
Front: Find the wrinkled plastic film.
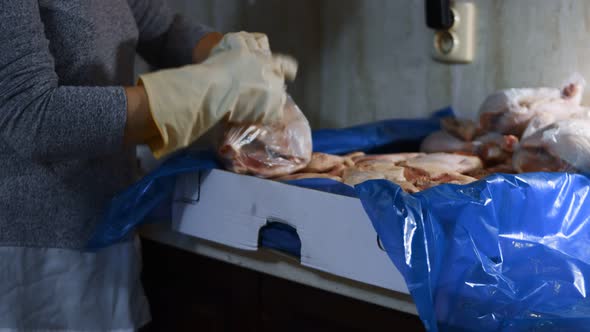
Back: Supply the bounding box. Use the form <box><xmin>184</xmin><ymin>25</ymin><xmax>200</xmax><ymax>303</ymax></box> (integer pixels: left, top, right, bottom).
<box><xmin>478</xmin><ymin>73</ymin><xmax>586</xmax><ymax>137</ymax></box>
<box><xmin>356</xmin><ymin>173</ymin><xmax>590</xmax><ymax>331</ymax></box>
<box><xmin>86</xmin><ymin>152</ymin><xmax>219</xmax><ymax>250</ymax></box>
<box><xmin>217</xmin><ymin>95</ymin><xmax>313</xmax><ymax>178</ymax></box>
<box><xmin>514</xmin><ymin>119</ymin><xmax>590</xmax><ymax>173</ymax></box>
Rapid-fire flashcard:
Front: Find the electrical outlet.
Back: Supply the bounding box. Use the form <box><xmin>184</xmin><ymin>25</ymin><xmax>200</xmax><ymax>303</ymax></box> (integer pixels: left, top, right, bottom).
<box><xmin>432</xmin><ymin>2</ymin><xmax>476</xmax><ymax>64</ymax></box>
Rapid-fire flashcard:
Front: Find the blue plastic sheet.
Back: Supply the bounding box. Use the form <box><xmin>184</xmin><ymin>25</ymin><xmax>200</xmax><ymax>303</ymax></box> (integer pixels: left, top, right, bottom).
<box><xmin>88</xmin><ymin>109</ymin><xmax>449</xmax><ymax>250</ymax></box>
<box><xmin>312</xmin><ymin>107</ymin><xmax>451</xmax><ymax>154</ymax></box>
<box><xmin>259</xmin><ymin>222</ymin><xmax>302</xmax><ymax>257</ymax></box>
<box><xmin>355</xmin><ymin>173</ymin><xmax>590</xmax><ymax>332</ymax></box>
<box><xmin>86</xmin><ymin>152</ymin><xmax>220</xmax><ymax>250</ymax></box>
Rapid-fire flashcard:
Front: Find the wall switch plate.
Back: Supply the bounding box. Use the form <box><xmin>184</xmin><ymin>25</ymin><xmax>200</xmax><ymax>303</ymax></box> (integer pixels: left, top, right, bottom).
<box><xmin>432</xmin><ymin>2</ymin><xmax>476</xmax><ymax>64</ymax></box>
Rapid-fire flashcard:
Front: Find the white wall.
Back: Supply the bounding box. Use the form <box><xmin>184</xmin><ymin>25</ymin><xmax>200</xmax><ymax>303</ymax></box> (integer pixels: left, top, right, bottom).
<box><xmin>449</xmin><ymin>0</ymin><xmax>590</xmax><ymax>120</ymax></box>
<box><xmin>143</xmin><ymin>0</ymin><xmax>590</xmax><ymax>128</ymax></box>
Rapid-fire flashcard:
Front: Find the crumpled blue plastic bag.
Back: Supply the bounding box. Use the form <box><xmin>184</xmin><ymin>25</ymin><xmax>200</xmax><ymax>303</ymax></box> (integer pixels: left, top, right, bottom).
<box><xmin>312</xmin><ymin>108</ymin><xmax>451</xmax><ymax>154</ymax></box>
<box><xmin>87</xmin><ymin>108</ymin><xmax>451</xmax><ymax>250</ymax></box>
<box><xmin>86</xmin><ymin>152</ymin><xmax>219</xmax><ymax>250</ymax></box>
<box><xmin>355</xmin><ymin>173</ymin><xmax>590</xmax><ymax>332</ymax></box>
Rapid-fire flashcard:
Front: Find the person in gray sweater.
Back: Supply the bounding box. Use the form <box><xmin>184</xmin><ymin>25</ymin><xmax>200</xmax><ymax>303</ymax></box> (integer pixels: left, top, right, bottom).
<box><xmin>0</xmin><ymin>1</ymin><xmax>296</xmax><ymax>331</ymax></box>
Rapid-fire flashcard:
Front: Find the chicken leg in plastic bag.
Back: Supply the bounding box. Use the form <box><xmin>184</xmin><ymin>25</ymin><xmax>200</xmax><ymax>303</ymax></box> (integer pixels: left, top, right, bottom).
<box><xmin>420</xmin><ymin>130</ymin><xmax>518</xmax><ymax>166</ymax></box>
<box><xmin>513</xmin><ymin>119</ymin><xmax>590</xmax><ymax>173</ymax></box>
<box><xmin>479</xmin><ymin>74</ymin><xmax>586</xmax><ymax>136</ymax></box>
<box><xmin>217</xmin><ymin>95</ymin><xmax>312</xmax><ymax>178</ymax></box>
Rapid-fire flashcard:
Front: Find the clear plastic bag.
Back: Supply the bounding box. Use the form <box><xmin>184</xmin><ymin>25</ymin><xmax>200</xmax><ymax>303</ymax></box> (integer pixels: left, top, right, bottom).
<box><xmin>420</xmin><ymin>130</ymin><xmax>518</xmax><ymax>166</ymax></box>
<box><xmin>478</xmin><ymin>73</ymin><xmax>586</xmax><ymax>137</ymax></box>
<box><xmin>514</xmin><ymin>118</ymin><xmax>590</xmax><ymax>173</ymax></box>
<box><xmin>217</xmin><ymin>95</ymin><xmax>313</xmax><ymax>178</ymax></box>
<box><xmin>521</xmin><ymin>104</ymin><xmax>590</xmax><ymax>139</ymax></box>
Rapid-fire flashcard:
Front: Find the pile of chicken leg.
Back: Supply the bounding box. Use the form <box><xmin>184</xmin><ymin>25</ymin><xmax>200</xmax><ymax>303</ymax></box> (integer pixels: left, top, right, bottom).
<box><xmin>272</xmin><ymin>151</ymin><xmax>482</xmax><ymax>193</ymax></box>
<box><xmin>267</xmin><ymin>73</ymin><xmax>590</xmax><ymax>192</ymax></box>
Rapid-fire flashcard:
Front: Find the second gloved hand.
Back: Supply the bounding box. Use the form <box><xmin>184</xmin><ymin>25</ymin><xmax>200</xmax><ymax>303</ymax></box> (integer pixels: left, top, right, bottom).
<box><xmin>139</xmin><ymin>33</ymin><xmax>298</xmax><ymax>158</ymax></box>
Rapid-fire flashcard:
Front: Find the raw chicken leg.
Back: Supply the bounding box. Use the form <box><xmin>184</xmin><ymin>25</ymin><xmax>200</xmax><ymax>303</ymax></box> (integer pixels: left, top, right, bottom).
<box><xmin>420</xmin><ymin>131</ymin><xmax>474</xmax><ymax>154</ymax></box>
<box><xmin>218</xmin><ymin>97</ymin><xmax>313</xmax><ymax>178</ymax></box>
<box><xmin>513</xmin><ymin>119</ymin><xmax>590</xmax><ymax>173</ymax></box>
<box><xmin>342</xmin><ymin>169</ymin><xmax>385</xmax><ymax>186</ymax></box>
<box><xmin>441</xmin><ymin>117</ymin><xmax>480</xmax><ymax>141</ymax></box>
<box><xmin>274</xmin><ymin>173</ymin><xmax>343</xmax><ymax>182</ymax></box>
<box><xmin>478</xmin><ymin>88</ymin><xmax>559</xmax><ymax>136</ymax></box>
<box><xmin>352</xmin><ymin>153</ymin><xmax>424</xmax><ymax>164</ymax></box>
<box><xmin>301</xmin><ymin>152</ymin><xmax>344</xmax><ymax>173</ymax></box>
<box><xmin>420</xmin><ymin>130</ymin><xmax>518</xmax><ymax>166</ymax></box>
<box><xmin>398</xmin><ymin>153</ymin><xmax>481</xmax><ymax>191</ymax></box>
<box><xmin>400</xmin><ymin>153</ymin><xmax>483</xmax><ymax>177</ymax></box>
<box><xmin>465</xmin><ymin>163</ymin><xmax>516</xmax><ymax>179</ymax></box>
<box><xmin>354</xmin><ymin>159</ymin><xmax>410</xmax><ymax>177</ymax></box>
<box><xmin>522</xmin><ymin>106</ymin><xmax>590</xmax><ymax>139</ymax></box>
<box><xmin>478</xmin><ymin>74</ymin><xmax>586</xmax><ymax>136</ymax></box>
<box><xmin>342</xmin><ymin>168</ymin><xmax>419</xmax><ymax>193</ymax></box>
<box><xmin>402</xmin><ymin>166</ymin><xmax>477</xmax><ymax>191</ymax></box>
<box><xmin>327</xmin><ymin>163</ymin><xmax>347</xmax><ymax>177</ymax></box>
<box><xmin>475</xmin><ymin>133</ymin><xmax>519</xmax><ymax>165</ymax></box>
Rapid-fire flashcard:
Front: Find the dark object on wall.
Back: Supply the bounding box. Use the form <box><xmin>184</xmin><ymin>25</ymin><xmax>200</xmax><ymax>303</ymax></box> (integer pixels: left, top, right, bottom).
<box><xmin>425</xmin><ymin>0</ymin><xmax>453</xmax><ymax>30</ymax></box>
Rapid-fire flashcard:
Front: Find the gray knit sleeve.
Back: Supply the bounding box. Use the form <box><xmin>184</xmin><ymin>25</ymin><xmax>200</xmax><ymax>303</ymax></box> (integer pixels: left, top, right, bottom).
<box><xmin>127</xmin><ymin>0</ymin><xmax>216</xmax><ymax>68</ymax></box>
<box><xmin>0</xmin><ymin>0</ymin><xmax>127</xmax><ymax>162</ymax></box>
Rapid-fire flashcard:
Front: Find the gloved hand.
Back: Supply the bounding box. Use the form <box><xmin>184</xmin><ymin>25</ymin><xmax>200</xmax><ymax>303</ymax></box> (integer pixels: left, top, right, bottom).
<box><xmin>139</xmin><ymin>32</ymin><xmax>298</xmax><ymax>158</ymax></box>
<box><xmin>212</xmin><ymin>31</ymin><xmax>271</xmax><ymax>56</ymax></box>
<box><xmin>194</xmin><ymin>31</ymin><xmax>271</xmax><ymax>63</ymax></box>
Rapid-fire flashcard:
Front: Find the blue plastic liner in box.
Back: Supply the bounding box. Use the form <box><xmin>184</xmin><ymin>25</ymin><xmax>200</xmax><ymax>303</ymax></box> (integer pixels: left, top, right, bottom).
<box><xmin>86</xmin><ymin>107</ymin><xmax>451</xmax><ymax>250</ymax></box>
<box><xmin>355</xmin><ymin>173</ymin><xmax>590</xmax><ymax>332</ymax></box>
<box><xmin>90</xmin><ymin>105</ymin><xmax>590</xmax><ymax>331</ymax></box>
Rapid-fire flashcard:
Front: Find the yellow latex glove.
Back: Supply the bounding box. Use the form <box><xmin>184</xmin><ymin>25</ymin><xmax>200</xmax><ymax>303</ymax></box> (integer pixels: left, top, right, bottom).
<box><xmin>212</xmin><ymin>31</ymin><xmax>271</xmax><ymax>56</ymax></box>
<box><xmin>139</xmin><ymin>32</ymin><xmax>298</xmax><ymax>159</ymax></box>
<box><xmin>193</xmin><ymin>31</ymin><xmax>269</xmax><ymax>63</ymax></box>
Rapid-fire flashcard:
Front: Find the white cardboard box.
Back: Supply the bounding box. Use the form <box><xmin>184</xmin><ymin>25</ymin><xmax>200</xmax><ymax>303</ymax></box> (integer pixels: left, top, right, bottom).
<box><xmin>172</xmin><ymin>169</ymin><xmax>409</xmax><ymax>295</ymax></box>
